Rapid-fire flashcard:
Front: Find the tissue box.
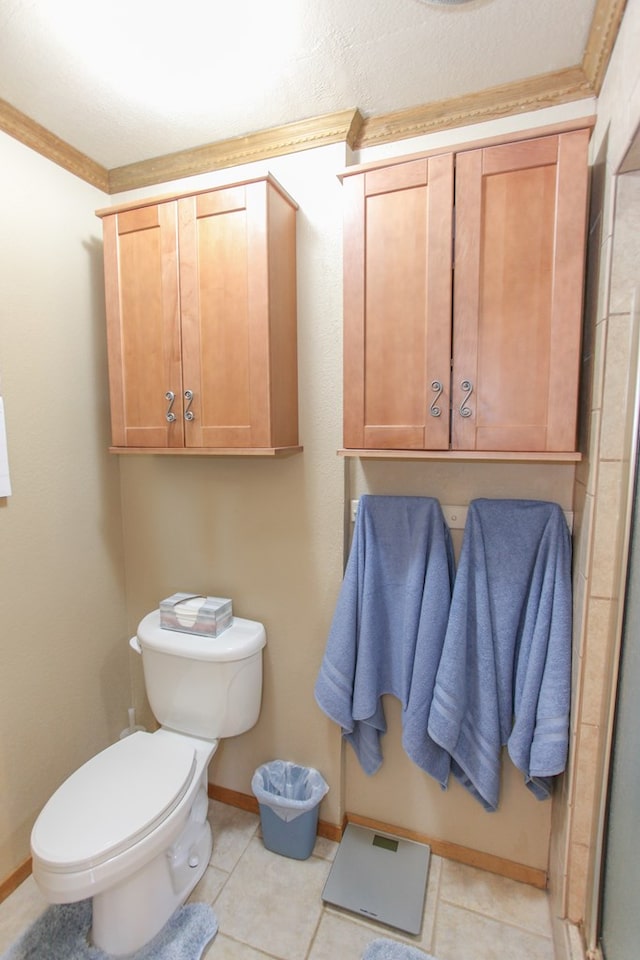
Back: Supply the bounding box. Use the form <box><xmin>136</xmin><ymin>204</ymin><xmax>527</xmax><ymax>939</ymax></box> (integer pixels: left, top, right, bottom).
<box><xmin>159</xmin><ymin>592</ymin><xmax>233</xmax><ymax>637</ymax></box>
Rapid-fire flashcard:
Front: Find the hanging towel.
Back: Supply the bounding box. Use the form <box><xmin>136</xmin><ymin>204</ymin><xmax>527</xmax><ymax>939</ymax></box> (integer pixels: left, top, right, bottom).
<box><xmin>427</xmin><ymin>499</ymin><xmax>572</xmax><ymax>811</ymax></box>
<box><xmin>314</xmin><ymin>495</ymin><xmax>455</xmax><ymax>785</ymax></box>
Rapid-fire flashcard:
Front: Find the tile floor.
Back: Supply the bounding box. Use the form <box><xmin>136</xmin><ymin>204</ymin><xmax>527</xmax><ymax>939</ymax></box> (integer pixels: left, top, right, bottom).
<box><xmin>0</xmin><ymin>800</ymin><xmax>556</xmax><ymax>960</ymax></box>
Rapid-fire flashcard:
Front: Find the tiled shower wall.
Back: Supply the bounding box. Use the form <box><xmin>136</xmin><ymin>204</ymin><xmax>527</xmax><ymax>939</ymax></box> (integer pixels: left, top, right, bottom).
<box><xmin>551</xmin><ymin>164</ymin><xmax>640</xmax><ymax>952</ymax></box>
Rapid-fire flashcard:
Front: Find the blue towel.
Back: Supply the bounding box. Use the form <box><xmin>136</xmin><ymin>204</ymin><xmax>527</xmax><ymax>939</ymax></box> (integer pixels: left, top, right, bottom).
<box><xmin>314</xmin><ymin>495</ymin><xmax>455</xmax><ymax>784</ymax></box>
<box><xmin>427</xmin><ymin>499</ymin><xmax>572</xmax><ymax>811</ymax></box>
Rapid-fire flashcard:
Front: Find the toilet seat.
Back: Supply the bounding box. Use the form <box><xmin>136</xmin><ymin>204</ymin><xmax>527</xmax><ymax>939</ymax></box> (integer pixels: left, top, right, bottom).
<box><xmin>31</xmin><ymin>731</ymin><xmax>196</xmax><ymax>873</ymax></box>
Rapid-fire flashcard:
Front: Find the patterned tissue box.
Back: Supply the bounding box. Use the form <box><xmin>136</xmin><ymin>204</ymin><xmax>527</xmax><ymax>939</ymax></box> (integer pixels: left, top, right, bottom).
<box><xmin>159</xmin><ymin>592</ymin><xmax>233</xmax><ymax>637</ymax></box>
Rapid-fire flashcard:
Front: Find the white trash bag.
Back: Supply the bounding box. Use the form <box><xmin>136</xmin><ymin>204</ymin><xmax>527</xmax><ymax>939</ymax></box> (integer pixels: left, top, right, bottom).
<box><xmin>251</xmin><ymin>760</ymin><xmax>329</xmax><ymax>822</ymax></box>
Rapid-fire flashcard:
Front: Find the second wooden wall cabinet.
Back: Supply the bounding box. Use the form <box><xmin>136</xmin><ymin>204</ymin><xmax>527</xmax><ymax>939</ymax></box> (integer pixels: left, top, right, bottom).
<box><xmin>97</xmin><ymin>175</ymin><xmax>301</xmax><ymax>455</ymax></box>
<box><xmin>340</xmin><ymin>127</ymin><xmax>591</xmax><ymax>459</ymax></box>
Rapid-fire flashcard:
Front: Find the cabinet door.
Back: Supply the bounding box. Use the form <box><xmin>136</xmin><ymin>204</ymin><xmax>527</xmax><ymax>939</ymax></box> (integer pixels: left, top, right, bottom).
<box><xmin>452</xmin><ymin>129</ymin><xmax>589</xmax><ymax>452</ymax></box>
<box><xmin>103</xmin><ymin>203</ymin><xmax>183</xmax><ymax>448</ymax></box>
<box><xmin>179</xmin><ymin>183</ymin><xmax>272</xmax><ymax>448</ymax></box>
<box><xmin>343</xmin><ymin>154</ymin><xmax>454</xmax><ymax>449</ymax></box>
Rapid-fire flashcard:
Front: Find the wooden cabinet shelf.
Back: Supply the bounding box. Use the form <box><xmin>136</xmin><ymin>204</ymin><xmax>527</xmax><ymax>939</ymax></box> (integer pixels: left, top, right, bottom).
<box><xmin>110</xmin><ymin>445</ymin><xmax>303</xmax><ymax>457</ymax></box>
<box><xmin>340</xmin><ymin>127</ymin><xmax>590</xmax><ymax>459</ymax></box>
<box><xmin>338</xmin><ymin>449</ymin><xmax>582</xmax><ymax>463</ymax></box>
<box><xmin>97</xmin><ymin>175</ymin><xmax>301</xmax><ymax>455</ymax></box>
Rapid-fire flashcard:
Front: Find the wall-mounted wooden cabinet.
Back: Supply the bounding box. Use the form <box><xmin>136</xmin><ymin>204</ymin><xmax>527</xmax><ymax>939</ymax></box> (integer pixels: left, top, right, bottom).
<box><xmin>97</xmin><ymin>175</ymin><xmax>301</xmax><ymax>455</ymax></box>
<box><xmin>340</xmin><ymin>127</ymin><xmax>590</xmax><ymax>460</ymax></box>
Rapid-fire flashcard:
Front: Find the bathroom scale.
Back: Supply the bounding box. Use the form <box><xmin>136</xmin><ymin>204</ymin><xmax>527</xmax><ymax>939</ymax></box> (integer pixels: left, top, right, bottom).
<box><xmin>321</xmin><ymin>823</ymin><xmax>430</xmax><ymax>935</ymax></box>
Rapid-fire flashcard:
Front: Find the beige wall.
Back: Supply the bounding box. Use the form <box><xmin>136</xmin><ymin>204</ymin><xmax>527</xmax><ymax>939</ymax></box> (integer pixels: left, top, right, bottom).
<box><xmin>0</xmin><ymin>133</ymin><xmax>129</xmax><ymax>882</ymax></box>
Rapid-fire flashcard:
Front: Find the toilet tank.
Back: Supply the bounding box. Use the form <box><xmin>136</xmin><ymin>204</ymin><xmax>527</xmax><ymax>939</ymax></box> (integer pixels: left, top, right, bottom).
<box><xmin>135</xmin><ymin>611</ymin><xmax>266</xmax><ymax>740</ymax></box>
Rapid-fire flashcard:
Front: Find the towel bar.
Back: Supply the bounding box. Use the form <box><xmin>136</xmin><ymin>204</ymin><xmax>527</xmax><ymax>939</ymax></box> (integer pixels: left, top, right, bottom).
<box><xmin>350</xmin><ymin>500</ymin><xmax>573</xmax><ymax>532</ymax></box>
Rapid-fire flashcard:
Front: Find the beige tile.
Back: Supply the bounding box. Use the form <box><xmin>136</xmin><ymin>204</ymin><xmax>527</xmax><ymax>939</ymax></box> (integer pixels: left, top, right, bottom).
<box><xmin>574</xmin><ymin>487</ymin><xmax>595</xmax><ymax>583</ymax></box>
<box><xmin>583</xmin><ymin>411</ymin><xmax>601</xmax><ymax>499</ymax></box>
<box><xmin>579</xmin><ymin>598</ymin><xmax>614</xmax><ymax>727</ymax></box>
<box><xmin>439</xmin><ymin>860</ymin><xmax>552</xmax><ymax>938</ymax></box>
<box><xmin>0</xmin><ymin>825</ymin><xmax>588</xmax><ymax>960</ymax></box>
<box><xmin>308</xmin><ymin>910</ymin><xmax>407</xmax><ymax>960</ymax></box>
<box><xmin>203</xmin><ymin>932</ymin><xmax>273</xmax><ymax>958</ymax></box>
<box><xmin>592</xmin><ymin>316</ymin><xmax>608</xmax><ymax>413</ymax></box>
<box><xmin>547</xmin><ymin>800</ymin><xmax>570</xmax><ymax>922</ymax></box>
<box><xmin>214</xmin><ymin>837</ymin><xmax>330</xmax><ymax>960</ymax></box>
<box><xmin>190</xmin><ymin>864</ymin><xmax>230</xmax><ymax>906</ymax></box>
<box><xmin>208</xmin><ymin>800</ymin><xmax>260</xmax><ymax>872</ymax></box>
<box><xmin>312</xmin><ymin>835</ymin><xmax>339</xmax><ymax>861</ymax></box>
<box><xmin>566</xmin><ymin>842</ymin><xmax>589</xmax><ymax>924</ymax></box>
<box><xmin>572</xmin><ymin>572</ymin><xmax>588</xmax><ymax>677</ymax></box>
<box><xmin>569</xmin><ymin>725</ymin><xmax>600</xmax><ymax>848</ymax></box>
<box><xmin>0</xmin><ymin>877</ymin><xmax>48</xmax><ymax>955</ymax></box>
<box><xmin>600</xmin><ymin>312</ymin><xmax>634</xmax><ymax>461</ymax></box>
<box><xmin>419</xmin><ymin>851</ymin><xmax>442</xmax><ymax>952</ymax></box>
<box><xmin>575</xmin><ymin>410</ymin><xmax>602</xmax><ymax>496</ymax></box>
<box><xmin>567</xmin><ymin>920</ymin><xmax>587</xmax><ymax>960</ymax></box>
<box><xmin>590</xmin><ymin>459</ymin><xmax>625</xmax><ymax>599</ymax></box>
<box><xmin>567</xmin><ymin>843</ymin><xmax>591</xmax><ymax>924</ymax></box>
<box><xmin>434</xmin><ymin>901</ymin><xmax>554</xmax><ymax>960</ymax></box>
<box><xmin>609</xmin><ymin>173</ymin><xmax>640</xmax><ymax>315</ymax></box>
<box><xmin>596</xmin><ymin>229</ymin><xmax>613</xmax><ymax>329</ymax></box>
<box><xmin>565</xmin><ymin>722</ymin><xmax>580</xmax><ymax>806</ymax></box>
<box><xmin>571</xmin><ymin>480</ymin><xmax>587</xmax><ymax>568</ymax></box>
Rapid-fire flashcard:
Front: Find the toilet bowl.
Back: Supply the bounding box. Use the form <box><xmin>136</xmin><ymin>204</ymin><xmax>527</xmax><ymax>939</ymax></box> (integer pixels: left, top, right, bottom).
<box><xmin>30</xmin><ymin>612</ymin><xmax>266</xmax><ymax>956</ymax></box>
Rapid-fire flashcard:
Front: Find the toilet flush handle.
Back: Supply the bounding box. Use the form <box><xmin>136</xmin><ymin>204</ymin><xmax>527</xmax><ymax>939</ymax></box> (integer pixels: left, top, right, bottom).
<box><xmin>129</xmin><ymin>635</ymin><xmax>142</xmax><ymax>655</ymax></box>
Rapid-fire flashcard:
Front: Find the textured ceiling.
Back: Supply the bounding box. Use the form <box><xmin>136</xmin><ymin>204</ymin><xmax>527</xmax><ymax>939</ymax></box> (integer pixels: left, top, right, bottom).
<box><xmin>0</xmin><ymin>0</ymin><xmax>601</xmax><ymax>170</ymax></box>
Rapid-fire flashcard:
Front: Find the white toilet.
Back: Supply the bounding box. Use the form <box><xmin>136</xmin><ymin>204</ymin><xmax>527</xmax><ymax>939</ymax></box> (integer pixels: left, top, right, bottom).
<box><xmin>30</xmin><ymin>609</ymin><xmax>266</xmax><ymax>957</ymax></box>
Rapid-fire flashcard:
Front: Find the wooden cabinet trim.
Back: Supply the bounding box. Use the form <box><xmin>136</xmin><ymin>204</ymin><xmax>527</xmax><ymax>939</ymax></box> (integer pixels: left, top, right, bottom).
<box><xmin>110</xmin><ymin>445</ymin><xmax>304</xmax><ymax>457</ymax></box>
<box><xmin>117</xmin><ymin>205</ymin><xmax>162</xmax><ymax>235</ymax></box>
<box><xmin>480</xmin><ymin>135</ymin><xmax>558</xmax><ymax>176</ymax></box>
<box><xmin>546</xmin><ymin>128</ymin><xmax>590</xmax><ymax>451</ymax></box>
<box><xmin>195</xmin><ymin>187</ymin><xmax>247</xmax><ymax>218</ymax></box>
<box><xmin>342</xmin><ymin>175</ymin><xmax>366</xmax><ymax>449</ymax></box>
<box><xmin>96</xmin><ymin>173</ymin><xmax>298</xmax><ymax>219</ymax></box>
<box><xmin>338</xmin><ymin>448</ymin><xmax>582</xmax><ymax>462</ymax></box>
<box><xmin>337</xmin><ymin>115</ymin><xmax>594</xmax><ymax>181</ymax></box>
<box><xmin>364</xmin><ymin>159</ymin><xmax>428</xmax><ymax>197</ymax></box>
<box><xmin>451</xmin><ymin>148</ymin><xmax>481</xmax><ymax>451</ymax></box>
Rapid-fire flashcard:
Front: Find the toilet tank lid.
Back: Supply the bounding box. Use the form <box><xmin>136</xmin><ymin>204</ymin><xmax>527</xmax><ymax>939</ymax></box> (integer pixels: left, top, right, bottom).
<box><xmin>137</xmin><ymin>611</ymin><xmax>266</xmax><ymax>662</ymax></box>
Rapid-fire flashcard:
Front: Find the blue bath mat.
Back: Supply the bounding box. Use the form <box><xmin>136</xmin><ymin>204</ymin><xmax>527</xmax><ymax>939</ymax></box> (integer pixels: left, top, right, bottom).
<box><xmin>1</xmin><ymin>899</ymin><xmax>218</xmax><ymax>960</ymax></box>
<box><xmin>362</xmin><ymin>939</ymin><xmax>436</xmax><ymax>960</ymax></box>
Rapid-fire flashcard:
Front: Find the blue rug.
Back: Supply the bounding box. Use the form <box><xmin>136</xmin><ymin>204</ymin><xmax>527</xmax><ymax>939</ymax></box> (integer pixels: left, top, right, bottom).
<box><xmin>362</xmin><ymin>939</ymin><xmax>436</xmax><ymax>960</ymax></box>
<box><xmin>1</xmin><ymin>899</ymin><xmax>218</xmax><ymax>960</ymax></box>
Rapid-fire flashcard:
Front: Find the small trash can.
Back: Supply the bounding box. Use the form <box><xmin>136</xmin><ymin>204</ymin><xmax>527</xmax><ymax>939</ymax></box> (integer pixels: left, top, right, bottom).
<box><xmin>251</xmin><ymin>760</ymin><xmax>329</xmax><ymax>860</ymax></box>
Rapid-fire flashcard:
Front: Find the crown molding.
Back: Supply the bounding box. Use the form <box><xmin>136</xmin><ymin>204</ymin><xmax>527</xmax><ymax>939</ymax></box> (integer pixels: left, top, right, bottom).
<box><xmin>582</xmin><ymin>0</ymin><xmax>627</xmax><ymax>93</ymax></box>
<box><xmin>0</xmin><ymin>0</ymin><xmax>625</xmax><ymax>194</ymax></box>
<box><xmin>108</xmin><ymin>109</ymin><xmax>364</xmax><ymax>194</ymax></box>
<box><xmin>0</xmin><ymin>97</ymin><xmax>109</xmax><ymax>191</ymax></box>
<box><xmin>356</xmin><ymin>66</ymin><xmax>594</xmax><ymax>148</ymax></box>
